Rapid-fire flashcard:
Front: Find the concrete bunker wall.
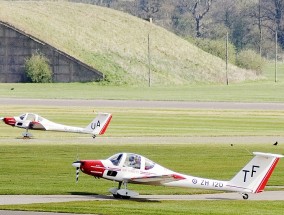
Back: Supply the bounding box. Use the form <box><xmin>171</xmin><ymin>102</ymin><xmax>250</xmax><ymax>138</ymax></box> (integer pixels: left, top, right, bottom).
<box><xmin>0</xmin><ymin>22</ymin><xmax>103</xmax><ymax>83</ymax></box>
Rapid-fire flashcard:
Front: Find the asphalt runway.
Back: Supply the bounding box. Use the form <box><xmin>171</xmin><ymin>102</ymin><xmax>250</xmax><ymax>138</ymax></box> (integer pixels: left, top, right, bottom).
<box><xmin>1</xmin><ymin>191</ymin><xmax>284</xmax><ymax>205</ymax></box>
<box><xmin>1</xmin><ymin>191</ymin><xmax>284</xmax><ymax>215</ymax></box>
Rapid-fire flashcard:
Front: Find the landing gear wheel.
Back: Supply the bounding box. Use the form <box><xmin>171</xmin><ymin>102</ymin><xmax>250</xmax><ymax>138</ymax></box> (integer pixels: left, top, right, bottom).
<box><xmin>113</xmin><ymin>194</ymin><xmax>121</xmax><ymax>199</ymax></box>
<box><xmin>22</xmin><ymin>129</ymin><xmax>32</xmax><ymax>139</ymax></box>
<box><xmin>242</xmin><ymin>193</ymin><xmax>249</xmax><ymax>200</ymax></box>
<box><xmin>121</xmin><ymin>195</ymin><xmax>131</xmax><ymax>199</ymax></box>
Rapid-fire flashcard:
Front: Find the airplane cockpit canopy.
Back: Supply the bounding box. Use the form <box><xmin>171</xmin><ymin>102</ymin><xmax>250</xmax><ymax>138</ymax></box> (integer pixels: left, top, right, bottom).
<box><xmin>18</xmin><ymin>113</ymin><xmax>43</xmax><ymax>122</ymax></box>
<box><xmin>107</xmin><ymin>153</ymin><xmax>155</xmax><ymax>170</ymax></box>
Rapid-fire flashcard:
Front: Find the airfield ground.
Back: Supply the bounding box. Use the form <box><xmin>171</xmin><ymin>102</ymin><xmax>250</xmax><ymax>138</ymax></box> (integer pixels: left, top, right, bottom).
<box><xmin>0</xmin><ymin>98</ymin><xmax>284</xmax><ymax>215</ymax></box>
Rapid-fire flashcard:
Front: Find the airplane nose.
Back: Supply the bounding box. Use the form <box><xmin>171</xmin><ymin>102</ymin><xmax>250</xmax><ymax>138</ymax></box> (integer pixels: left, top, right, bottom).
<box><xmin>72</xmin><ymin>161</ymin><xmax>82</xmax><ymax>168</ymax></box>
<box><xmin>75</xmin><ymin>160</ymin><xmax>105</xmax><ymax>177</ymax></box>
<box><xmin>72</xmin><ymin>161</ymin><xmax>84</xmax><ymax>183</ymax></box>
<box><xmin>3</xmin><ymin>117</ymin><xmax>16</xmax><ymax>126</ymax></box>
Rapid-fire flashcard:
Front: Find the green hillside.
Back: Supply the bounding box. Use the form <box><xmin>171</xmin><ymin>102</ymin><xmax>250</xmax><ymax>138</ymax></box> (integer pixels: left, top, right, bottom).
<box><xmin>0</xmin><ymin>1</ymin><xmax>260</xmax><ymax>86</ymax></box>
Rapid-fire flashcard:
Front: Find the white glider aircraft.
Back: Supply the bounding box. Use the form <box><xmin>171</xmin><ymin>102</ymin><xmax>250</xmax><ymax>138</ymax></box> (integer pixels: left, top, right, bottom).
<box><xmin>1</xmin><ymin>112</ymin><xmax>112</xmax><ymax>138</ymax></box>
<box><xmin>72</xmin><ymin>152</ymin><xmax>283</xmax><ymax>199</ymax></box>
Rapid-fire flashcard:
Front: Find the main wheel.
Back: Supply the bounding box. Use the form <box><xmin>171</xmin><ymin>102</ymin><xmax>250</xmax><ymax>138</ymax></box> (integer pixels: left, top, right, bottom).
<box><xmin>121</xmin><ymin>195</ymin><xmax>131</xmax><ymax>199</ymax></box>
<box><xmin>242</xmin><ymin>193</ymin><xmax>249</xmax><ymax>200</ymax></box>
<box><xmin>113</xmin><ymin>194</ymin><xmax>121</xmax><ymax>199</ymax></box>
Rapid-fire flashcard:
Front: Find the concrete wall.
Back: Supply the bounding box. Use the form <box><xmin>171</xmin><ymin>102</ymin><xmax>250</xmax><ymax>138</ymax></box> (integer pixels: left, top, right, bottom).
<box><xmin>0</xmin><ymin>22</ymin><xmax>103</xmax><ymax>83</ymax></box>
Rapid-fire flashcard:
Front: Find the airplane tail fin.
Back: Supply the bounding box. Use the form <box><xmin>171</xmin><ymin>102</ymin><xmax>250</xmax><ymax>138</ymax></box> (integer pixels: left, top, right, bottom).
<box><xmin>228</xmin><ymin>152</ymin><xmax>283</xmax><ymax>193</ymax></box>
<box><xmin>85</xmin><ymin>113</ymin><xmax>112</xmax><ymax>135</ymax></box>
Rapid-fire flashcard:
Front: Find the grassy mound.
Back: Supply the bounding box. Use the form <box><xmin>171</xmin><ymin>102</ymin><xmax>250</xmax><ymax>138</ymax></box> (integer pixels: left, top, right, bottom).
<box><xmin>0</xmin><ymin>1</ymin><xmax>260</xmax><ymax>85</ymax></box>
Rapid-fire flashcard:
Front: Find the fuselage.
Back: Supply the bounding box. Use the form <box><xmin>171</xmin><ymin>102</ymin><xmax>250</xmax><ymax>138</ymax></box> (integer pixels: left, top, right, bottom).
<box><xmin>2</xmin><ymin>113</ymin><xmax>93</xmax><ymax>134</ymax></box>
<box><xmin>77</xmin><ymin>153</ymin><xmax>252</xmax><ymax>194</ymax></box>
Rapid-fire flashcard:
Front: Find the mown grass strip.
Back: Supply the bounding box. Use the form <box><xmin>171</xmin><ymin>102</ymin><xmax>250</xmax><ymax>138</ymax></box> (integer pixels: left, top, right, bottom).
<box><xmin>1</xmin><ymin>81</ymin><xmax>284</xmax><ymax>101</ymax></box>
<box><xmin>0</xmin><ymin>200</ymin><xmax>284</xmax><ymax>215</ymax></box>
<box><xmin>1</xmin><ymin>105</ymin><xmax>284</xmax><ymax>138</ymax></box>
<box><xmin>0</xmin><ymin>143</ymin><xmax>283</xmax><ymax>195</ymax></box>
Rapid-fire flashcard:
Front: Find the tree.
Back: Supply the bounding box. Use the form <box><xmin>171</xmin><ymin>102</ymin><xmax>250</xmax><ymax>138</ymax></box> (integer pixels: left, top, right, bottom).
<box><xmin>25</xmin><ymin>52</ymin><xmax>52</xmax><ymax>83</ymax></box>
<box><xmin>137</xmin><ymin>0</ymin><xmax>163</xmax><ymax>21</ymax></box>
<box><xmin>261</xmin><ymin>0</ymin><xmax>284</xmax><ymax>49</ymax></box>
<box><xmin>175</xmin><ymin>0</ymin><xmax>213</xmax><ymax>37</ymax></box>
<box><xmin>208</xmin><ymin>1</ymin><xmax>260</xmax><ymax>52</ymax></box>
<box><xmin>192</xmin><ymin>0</ymin><xmax>213</xmax><ymax>37</ymax></box>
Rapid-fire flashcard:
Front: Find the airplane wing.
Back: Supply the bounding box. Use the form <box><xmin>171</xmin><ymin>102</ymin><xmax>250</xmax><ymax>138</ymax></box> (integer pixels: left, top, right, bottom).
<box><xmin>125</xmin><ymin>174</ymin><xmax>185</xmax><ymax>186</ymax></box>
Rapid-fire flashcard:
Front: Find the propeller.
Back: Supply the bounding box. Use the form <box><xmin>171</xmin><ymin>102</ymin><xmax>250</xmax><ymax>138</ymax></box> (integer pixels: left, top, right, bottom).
<box><xmin>72</xmin><ymin>161</ymin><xmax>81</xmax><ymax>183</ymax></box>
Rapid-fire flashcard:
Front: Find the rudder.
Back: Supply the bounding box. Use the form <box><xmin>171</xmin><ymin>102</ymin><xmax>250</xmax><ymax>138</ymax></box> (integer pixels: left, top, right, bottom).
<box><xmin>228</xmin><ymin>152</ymin><xmax>283</xmax><ymax>193</ymax></box>
<box><xmin>86</xmin><ymin>113</ymin><xmax>112</xmax><ymax>135</ymax></box>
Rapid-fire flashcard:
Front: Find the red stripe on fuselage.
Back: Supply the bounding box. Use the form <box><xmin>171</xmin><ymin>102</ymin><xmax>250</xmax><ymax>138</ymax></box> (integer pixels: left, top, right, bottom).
<box><xmin>255</xmin><ymin>158</ymin><xmax>279</xmax><ymax>193</ymax></box>
<box><xmin>172</xmin><ymin>174</ymin><xmax>186</xmax><ymax>180</ymax></box>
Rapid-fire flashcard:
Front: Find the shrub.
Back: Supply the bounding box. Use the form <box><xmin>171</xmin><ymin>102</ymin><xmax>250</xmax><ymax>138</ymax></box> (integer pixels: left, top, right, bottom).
<box><xmin>25</xmin><ymin>52</ymin><xmax>52</xmax><ymax>83</ymax></box>
<box><xmin>236</xmin><ymin>49</ymin><xmax>266</xmax><ymax>74</ymax></box>
<box><xmin>187</xmin><ymin>37</ymin><xmax>237</xmax><ymax>65</ymax></box>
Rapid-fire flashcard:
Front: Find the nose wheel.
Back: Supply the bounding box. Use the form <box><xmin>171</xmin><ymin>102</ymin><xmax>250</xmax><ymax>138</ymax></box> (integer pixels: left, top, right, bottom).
<box><xmin>22</xmin><ymin>129</ymin><xmax>32</xmax><ymax>139</ymax></box>
<box><xmin>109</xmin><ymin>181</ymin><xmax>138</xmax><ymax>199</ymax></box>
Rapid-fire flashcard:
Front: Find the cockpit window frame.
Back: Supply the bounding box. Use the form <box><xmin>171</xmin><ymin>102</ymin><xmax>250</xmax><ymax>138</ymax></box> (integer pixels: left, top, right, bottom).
<box><xmin>145</xmin><ymin>158</ymin><xmax>155</xmax><ymax>170</ymax></box>
<box><xmin>124</xmin><ymin>153</ymin><xmax>141</xmax><ymax>169</ymax></box>
<box><xmin>108</xmin><ymin>153</ymin><xmax>123</xmax><ymax>166</ymax></box>
<box><xmin>26</xmin><ymin>113</ymin><xmax>36</xmax><ymax>121</ymax></box>
<box><xmin>19</xmin><ymin>114</ymin><xmax>26</xmax><ymax>120</ymax></box>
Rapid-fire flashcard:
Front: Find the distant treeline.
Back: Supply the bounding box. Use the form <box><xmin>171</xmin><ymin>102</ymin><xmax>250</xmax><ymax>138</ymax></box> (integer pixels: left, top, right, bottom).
<box><xmin>69</xmin><ymin>0</ymin><xmax>284</xmax><ymax>59</ymax></box>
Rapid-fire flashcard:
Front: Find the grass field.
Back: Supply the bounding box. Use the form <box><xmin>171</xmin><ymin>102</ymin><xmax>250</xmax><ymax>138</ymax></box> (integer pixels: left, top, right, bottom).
<box><xmin>1</xmin><ymin>80</ymin><xmax>284</xmax><ymax>102</ymax></box>
<box><xmin>1</xmin><ymin>64</ymin><xmax>284</xmax><ymax>214</ymax></box>
<box><xmin>0</xmin><ymin>60</ymin><xmax>283</xmax><ymax>101</ymax></box>
<box><xmin>0</xmin><ymin>142</ymin><xmax>283</xmax><ymax>214</ymax></box>
<box><xmin>1</xmin><ymin>200</ymin><xmax>284</xmax><ymax>215</ymax></box>
<box><xmin>0</xmin><ymin>104</ymin><xmax>284</xmax><ymax>214</ymax></box>
<box><xmin>1</xmin><ymin>105</ymin><xmax>284</xmax><ymax>138</ymax></box>
<box><xmin>0</xmin><ymin>142</ymin><xmax>283</xmax><ymax>195</ymax></box>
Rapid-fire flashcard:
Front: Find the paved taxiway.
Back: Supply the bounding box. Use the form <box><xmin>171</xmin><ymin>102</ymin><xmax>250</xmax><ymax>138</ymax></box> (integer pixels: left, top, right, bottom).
<box><xmin>1</xmin><ymin>192</ymin><xmax>284</xmax><ymax>215</ymax></box>
<box><xmin>0</xmin><ymin>191</ymin><xmax>284</xmax><ymax>215</ymax></box>
<box><xmin>1</xmin><ymin>191</ymin><xmax>284</xmax><ymax>205</ymax></box>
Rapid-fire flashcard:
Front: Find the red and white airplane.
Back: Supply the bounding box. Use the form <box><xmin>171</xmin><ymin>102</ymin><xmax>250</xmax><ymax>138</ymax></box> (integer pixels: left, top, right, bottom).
<box><xmin>72</xmin><ymin>151</ymin><xmax>283</xmax><ymax>199</ymax></box>
<box><xmin>1</xmin><ymin>112</ymin><xmax>112</xmax><ymax>138</ymax></box>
